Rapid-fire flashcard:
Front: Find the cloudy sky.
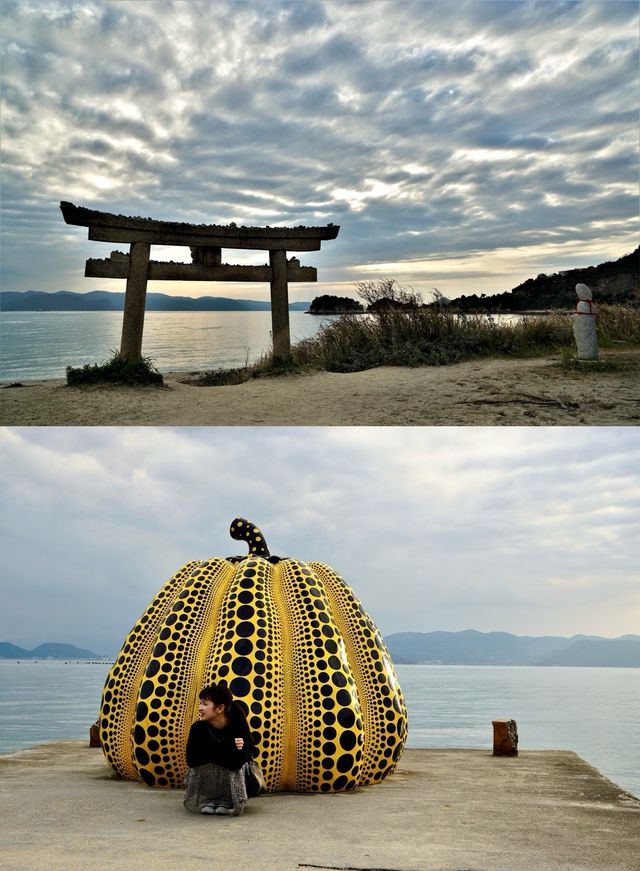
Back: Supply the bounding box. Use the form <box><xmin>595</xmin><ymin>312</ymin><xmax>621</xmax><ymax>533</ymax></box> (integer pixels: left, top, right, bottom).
<box><xmin>1</xmin><ymin>426</ymin><xmax>638</xmax><ymax>655</ymax></box>
<box><xmin>1</xmin><ymin>0</ymin><xmax>637</xmax><ymax>301</ymax></box>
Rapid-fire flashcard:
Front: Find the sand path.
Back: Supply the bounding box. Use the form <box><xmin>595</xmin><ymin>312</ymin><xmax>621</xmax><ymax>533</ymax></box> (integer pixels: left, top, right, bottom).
<box><xmin>2</xmin><ymin>351</ymin><xmax>638</xmax><ymax>426</ymax></box>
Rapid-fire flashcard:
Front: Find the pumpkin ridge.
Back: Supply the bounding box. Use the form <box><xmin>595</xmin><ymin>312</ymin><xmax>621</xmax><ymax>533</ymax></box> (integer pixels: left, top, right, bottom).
<box><xmin>99</xmin><ymin>559</ymin><xmax>201</xmax><ymax>780</ymax></box>
<box><xmin>194</xmin><ymin>559</ymin><xmax>236</xmax><ymax>706</ymax></box>
<box><xmin>202</xmin><ymin>557</ymin><xmax>286</xmax><ymax>792</ymax></box>
<box><xmin>308</xmin><ymin>562</ymin><xmax>408</xmax><ymax>785</ymax></box>
<box><xmin>271</xmin><ymin>559</ymin><xmax>299</xmax><ymax>790</ymax></box>
<box><xmin>280</xmin><ymin>559</ymin><xmax>365</xmax><ymax>792</ymax></box>
<box><xmin>131</xmin><ymin>557</ymin><xmax>231</xmax><ymax>787</ymax></box>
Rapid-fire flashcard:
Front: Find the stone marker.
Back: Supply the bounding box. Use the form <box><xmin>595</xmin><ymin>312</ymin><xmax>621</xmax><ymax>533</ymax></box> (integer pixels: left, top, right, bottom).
<box><xmin>492</xmin><ymin>718</ymin><xmax>518</xmax><ymax>756</ymax></box>
<box><xmin>89</xmin><ymin>721</ymin><xmax>101</xmax><ymax>748</ymax></box>
<box><xmin>572</xmin><ymin>282</ymin><xmax>598</xmax><ymax>361</ymax></box>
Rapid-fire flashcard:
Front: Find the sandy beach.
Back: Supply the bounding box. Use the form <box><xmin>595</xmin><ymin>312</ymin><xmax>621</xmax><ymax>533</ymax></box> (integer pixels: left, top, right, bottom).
<box><xmin>2</xmin><ymin>350</ymin><xmax>639</xmax><ymax>426</ymax></box>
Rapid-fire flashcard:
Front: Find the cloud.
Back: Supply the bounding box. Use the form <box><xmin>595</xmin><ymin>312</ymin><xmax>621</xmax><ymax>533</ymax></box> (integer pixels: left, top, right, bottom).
<box><xmin>0</xmin><ymin>0</ymin><xmax>636</xmax><ymax>298</ymax></box>
<box><xmin>1</xmin><ymin>427</ymin><xmax>638</xmax><ymax>654</ymax></box>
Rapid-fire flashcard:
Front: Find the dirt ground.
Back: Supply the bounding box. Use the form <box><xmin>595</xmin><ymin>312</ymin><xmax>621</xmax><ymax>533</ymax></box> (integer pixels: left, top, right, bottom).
<box><xmin>1</xmin><ymin>350</ymin><xmax>638</xmax><ymax>426</ymax></box>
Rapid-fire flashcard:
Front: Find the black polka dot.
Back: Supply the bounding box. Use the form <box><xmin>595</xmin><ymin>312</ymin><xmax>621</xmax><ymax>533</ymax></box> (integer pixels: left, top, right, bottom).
<box><xmin>230</xmin><ymin>677</ymin><xmax>251</xmax><ymax>697</ymax></box>
<box><xmin>135</xmin><ymin>747</ymin><xmax>150</xmax><ymax>766</ymax></box>
<box><xmin>139</xmin><ymin>680</ymin><xmax>154</xmax><ymax>699</ymax></box>
<box><xmin>337</xmin><ymin>708</ymin><xmax>356</xmax><ymax>728</ymax></box>
<box><xmin>235</xmin><ymin>638</ymin><xmax>253</xmax><ymax>655</ymax></box>
<box><xmin>232</xmin><ymin>657</ymin><xmax>252</xmax><ymax>676</ymax></box>
<box><xmin>336</xmin><ymin>689</ymin><xmax>351</xmax><ymax>706</ymax></box>
<box><xmin>337</xmin><ymin>753</ymin><xmax>354</xmax><ymax>773</ymax></box>
<box><xmin>340</xmin><ymin>730</ymin><xmax>357</xmax><ymax>751</ymax></box>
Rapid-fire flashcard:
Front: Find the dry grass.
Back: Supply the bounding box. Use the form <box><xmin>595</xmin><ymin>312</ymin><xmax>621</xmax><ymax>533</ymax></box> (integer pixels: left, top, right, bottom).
<box><xmin>180</xmin><ymin>304</ymin><xmax>640</xmax><ymax>382</ymax></box>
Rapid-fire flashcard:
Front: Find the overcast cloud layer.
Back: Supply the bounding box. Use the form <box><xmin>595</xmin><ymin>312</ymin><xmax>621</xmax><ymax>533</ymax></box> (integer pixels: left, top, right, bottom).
<box><xmin>1</xmin><ymin>0</ymin><xmax>637</xmax><ymax>300</ymax></box>
<box><xmin>1</xmin><ymin>426</ymin><xmax>638</xmax><ymax>655</ymax></box>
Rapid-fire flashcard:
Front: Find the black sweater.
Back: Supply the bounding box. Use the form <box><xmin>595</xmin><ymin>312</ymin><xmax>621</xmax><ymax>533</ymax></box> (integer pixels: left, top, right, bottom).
<box><xmin>186</xmin><ymin>702</ymin><xmax>253</xmax><ymax>771</ymax></box>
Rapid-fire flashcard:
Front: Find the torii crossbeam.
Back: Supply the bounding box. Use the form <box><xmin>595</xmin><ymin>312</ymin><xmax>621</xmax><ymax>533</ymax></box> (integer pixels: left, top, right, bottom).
<box><xmin>60</xmin><ymin>202</ymin><xmax>340</xmax><ymax>362</ymax></box>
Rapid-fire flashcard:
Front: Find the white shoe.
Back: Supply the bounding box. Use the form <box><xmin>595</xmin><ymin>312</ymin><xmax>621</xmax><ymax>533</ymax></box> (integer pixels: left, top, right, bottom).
<box><xmin>214</xmin><ymin>805</ymin><xmax>234</xmax><ymax>815</ymax></box>
<box><xmin>201</xmin><ymin>803</ymin><xmax>217</xmax><ymax>814</ymax></box>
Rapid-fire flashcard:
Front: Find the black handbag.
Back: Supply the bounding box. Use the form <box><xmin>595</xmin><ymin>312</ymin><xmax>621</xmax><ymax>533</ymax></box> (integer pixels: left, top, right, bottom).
<box><xmin>244</xmin><ymin>758</ymin><xmax>265</xmax><ymax>797</ymax></box>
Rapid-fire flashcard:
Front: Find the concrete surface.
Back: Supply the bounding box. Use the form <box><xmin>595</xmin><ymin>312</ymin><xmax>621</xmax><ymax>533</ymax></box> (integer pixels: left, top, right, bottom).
<box><xmin>0</xmin><ymin>743</ymin><xmax>638</xmax><ymax>871</ymax></box>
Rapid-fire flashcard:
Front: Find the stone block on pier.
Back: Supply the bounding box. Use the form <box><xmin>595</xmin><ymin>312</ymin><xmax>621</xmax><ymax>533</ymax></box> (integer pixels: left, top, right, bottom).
<box><xmin>492</xmin><ymin>718</ymin><xmax>518</xmax><ymax>756</ymax></box>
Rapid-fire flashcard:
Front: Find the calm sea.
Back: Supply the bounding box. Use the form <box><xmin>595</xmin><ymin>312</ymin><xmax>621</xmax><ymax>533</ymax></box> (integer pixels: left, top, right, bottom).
<box><xmin>0</xmin><ymin>661</ymin><xmax>637</xmax><ymax>797</ymax></box>
<box><xmin>0</xmin><ymin>311</ymin><xmax>336</xmax><ymax>382</ymax></box>
<box><xmin>0</xmin><ymin>310</ymin><xmax>527</xmax><ymax>382</ymax></box>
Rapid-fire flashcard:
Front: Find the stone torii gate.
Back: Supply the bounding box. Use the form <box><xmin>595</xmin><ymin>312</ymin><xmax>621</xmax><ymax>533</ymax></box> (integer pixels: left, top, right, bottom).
<box><xmin>60</xmin><ymin>202</ymin><xmax>340</xmax><ymax>362</ymax></box>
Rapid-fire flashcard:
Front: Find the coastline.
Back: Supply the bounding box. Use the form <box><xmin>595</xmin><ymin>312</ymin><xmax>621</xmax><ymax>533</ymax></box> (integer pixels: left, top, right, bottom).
<box><xmin>2</xmin><ymin>349</ymin><xmax>639</xmax><ymax>426</ymax></box>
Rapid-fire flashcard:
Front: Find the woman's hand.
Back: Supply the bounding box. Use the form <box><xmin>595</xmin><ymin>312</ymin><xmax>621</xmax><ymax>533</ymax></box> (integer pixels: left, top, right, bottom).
<box><xmin>235</xmin><ymin>737</ymin><xmax>244</xmax><ymax>749</ymax></box>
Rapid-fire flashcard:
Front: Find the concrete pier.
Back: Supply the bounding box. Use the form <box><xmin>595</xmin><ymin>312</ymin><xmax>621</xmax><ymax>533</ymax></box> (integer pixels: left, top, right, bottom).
<box><xmin>0</xmin><ymin>744</ymin><xmax>638</xmax><ymax>870</ymax></box>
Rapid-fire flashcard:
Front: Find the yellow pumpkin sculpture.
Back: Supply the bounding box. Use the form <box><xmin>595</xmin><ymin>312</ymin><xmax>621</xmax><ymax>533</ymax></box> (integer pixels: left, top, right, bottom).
<box><xmin>99</xmin><ymin>519</ymin><xmax>407</xmax><ymax>792</ymax></box>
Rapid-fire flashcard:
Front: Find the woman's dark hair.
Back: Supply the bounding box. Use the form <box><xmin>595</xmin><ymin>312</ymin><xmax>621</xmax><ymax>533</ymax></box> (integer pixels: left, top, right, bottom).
<box><xmin>199</xmin><ymin>682</ymin><xmax>233</xmax><ymax>712</ymax></box>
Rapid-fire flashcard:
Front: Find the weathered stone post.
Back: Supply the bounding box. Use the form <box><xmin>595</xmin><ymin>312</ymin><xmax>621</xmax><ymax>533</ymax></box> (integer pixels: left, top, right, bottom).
<box><xmin>269</xmin><ymin>248</ymin><xmax>291</xmax><ymax>360</ymax></box>
<box><xmin>120</xmin><ymin>241</ymin><xmax>151</xmax><ymax>361</ymax></box>
<box><xmin>492</xmin><ymin>718</ymin><xmax>518</xmax><ymax>756</ymax></box>
<box><xmin>572</xmin><ymin>282</ymin><xmax>598</xmax><ymax>361</ymax></box>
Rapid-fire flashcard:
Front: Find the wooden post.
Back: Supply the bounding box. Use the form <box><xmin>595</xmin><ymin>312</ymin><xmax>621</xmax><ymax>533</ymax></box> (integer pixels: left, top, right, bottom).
<box><xmin>269</xmin><ymin>248</ymin><xmax>291</xmax><ymax>360</ymax></box>
<box><xmin>120</xmin><ymin>241</ymin><xmax>150</xmax><ymax>361</ymax></box>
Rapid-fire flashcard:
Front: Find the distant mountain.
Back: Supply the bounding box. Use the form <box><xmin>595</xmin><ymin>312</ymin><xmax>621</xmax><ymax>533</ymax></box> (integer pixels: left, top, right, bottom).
<box><xmin>0</xmin><ymin>642</ymin><xmax>30</xmax><ymax>658</ymax></box>
<box><xmin>446</xmin><ymin>247</ymin><xmax>639</xmax><ymax>311</ymax></box>
<box><xmin>0</xmin><ymin>290</ymin><xmax>310</xmax><ymax>312</ymax></box>
<box><xmin>0</xmin><ymin>641</ymin><xmax>104</xmax><ymax>659</ymax></box>
<box><xmin>385</xmin><ymin>630</ymin><xmax>640</xmax><ymax>667</ymax></box>
<box><xmin>536</xmin><ymin>638</ymin><xmax>640</xmax><ymax>667</ymax></box>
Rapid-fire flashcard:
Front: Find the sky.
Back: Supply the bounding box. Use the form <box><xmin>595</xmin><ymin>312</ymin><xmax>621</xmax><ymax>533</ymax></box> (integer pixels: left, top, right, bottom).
<box><xmin>1</xmin><ymin>0</ymin><xmax>638</xmax><ymax>302</ymax></box>
<box><xmin>1</xmin><ymin>426</ymin><xmax>638</xmax><ymax>656</ymax></box>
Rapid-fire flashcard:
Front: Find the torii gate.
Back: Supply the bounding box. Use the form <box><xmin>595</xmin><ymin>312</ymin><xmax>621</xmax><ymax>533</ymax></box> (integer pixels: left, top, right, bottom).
<box><xmin>60</xmin><ymin>202</ymin><xmax>340</xmax><ymax>362</ymax></box>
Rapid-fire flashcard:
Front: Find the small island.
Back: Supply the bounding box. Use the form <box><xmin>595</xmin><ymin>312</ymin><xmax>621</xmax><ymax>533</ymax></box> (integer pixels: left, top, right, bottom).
<box><xmin>307</xmin><ymin>294</ymin><xmax>364</xmax><ymax>314</ymax></box>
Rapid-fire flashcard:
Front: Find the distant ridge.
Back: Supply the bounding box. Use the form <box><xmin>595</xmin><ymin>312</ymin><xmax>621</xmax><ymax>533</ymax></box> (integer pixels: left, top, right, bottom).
<box><xmin>0</xmin><ymin>641</ymin><xmax>105</xmax><ymax>659</ymax></box>
<box><xmin>0</xmin><ymin>290</ymin><xmax>311</xmax><ymax>312</ymax></box>
<box><xmin>446</xmin><ymin>247</ymin><xmax>639</xmax><ymax>311</ymax></box>
<box><xmin>385</xmin><ymin>630</ymin><xmax>640</xmax><ymax>667</ymax></box>
<box><xmin>5</xmin><ymin>633</ymin><xmax>638</xmax><ymax>666</ymax></box>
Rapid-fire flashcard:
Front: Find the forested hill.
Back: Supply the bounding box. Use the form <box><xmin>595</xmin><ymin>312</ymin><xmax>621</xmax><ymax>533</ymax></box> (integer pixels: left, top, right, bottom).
<box><xmin>1</xmin><ymin>290</ymin><xmax>310</xmax><ymax>312</ymax></box>
<box><xmin>385</xmin><ymin>630</ymin><xmax>640</xmax><ymax>667</ymax></box>
<box><xmin>448</xmin><ymin>247</ymin><xmax>639</xmax><ymax>311</ymax></box>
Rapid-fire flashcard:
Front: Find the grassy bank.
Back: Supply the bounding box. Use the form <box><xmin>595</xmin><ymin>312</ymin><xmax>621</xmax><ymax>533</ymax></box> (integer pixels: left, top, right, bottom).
<box><xmin>185</xmin><ymin>304</ymin><xmax>639</xmax><ymax>385</ymax></box>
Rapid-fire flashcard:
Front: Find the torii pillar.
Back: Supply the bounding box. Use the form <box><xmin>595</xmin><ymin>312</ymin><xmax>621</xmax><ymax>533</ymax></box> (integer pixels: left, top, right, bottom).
<box><xmin>269</xmin><ymin>248</ymin><xmax>289</xmax><ymax>361</ymax></box>
<box><xmin>120</xmin><ymin>241</ymin><xmax>151</xmax><ymax>362</ymax></box>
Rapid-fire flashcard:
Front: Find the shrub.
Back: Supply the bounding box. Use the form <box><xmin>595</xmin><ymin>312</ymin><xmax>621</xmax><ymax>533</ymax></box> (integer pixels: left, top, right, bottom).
<box><xmin>180</xmin><ymin>366</ymin><xmax>251</xmax><ymax>386</ymax></box>
<box><xmin>66</xmin><ymin>352</ymin><xmax>163</xmax><ymax>386</ymax></box>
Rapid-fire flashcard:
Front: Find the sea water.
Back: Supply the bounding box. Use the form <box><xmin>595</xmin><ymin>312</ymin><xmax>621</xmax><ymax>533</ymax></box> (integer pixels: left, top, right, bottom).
<box><xmin>0</xmin><ymin>661</ymin><xmax>637</xmax><ymax>797</ymax></box>
<box><xmin>0</xmin><ymin>311</ymin><xmax>336</xmax><ymax>382</ymax></box>
<box><xmin>0</xmin><ymin>310</ymin><xmax>528</xmax><ymax>382</ymax></box>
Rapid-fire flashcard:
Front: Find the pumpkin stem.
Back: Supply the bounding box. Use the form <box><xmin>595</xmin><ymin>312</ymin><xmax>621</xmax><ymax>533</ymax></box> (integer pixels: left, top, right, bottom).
<box><xmin>229</xmin><ymin>518</ymin><xmax>271</xmax><ymax>558</ymax></box>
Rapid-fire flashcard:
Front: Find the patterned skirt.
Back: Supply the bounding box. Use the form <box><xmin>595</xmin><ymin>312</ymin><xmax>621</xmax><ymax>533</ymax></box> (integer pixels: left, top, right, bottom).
<box><xmin>183</xmin><ymin>762</ymin><xmax>248</xmax><ymax>816</ymax></box>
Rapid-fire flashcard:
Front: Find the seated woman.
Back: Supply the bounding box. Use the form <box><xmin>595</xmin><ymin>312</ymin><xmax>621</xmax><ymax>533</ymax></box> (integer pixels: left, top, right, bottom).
<box><xmin>183</xmin><ymin>682</ymin><xmax>253</xmax><ymax>816</ymax></box>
